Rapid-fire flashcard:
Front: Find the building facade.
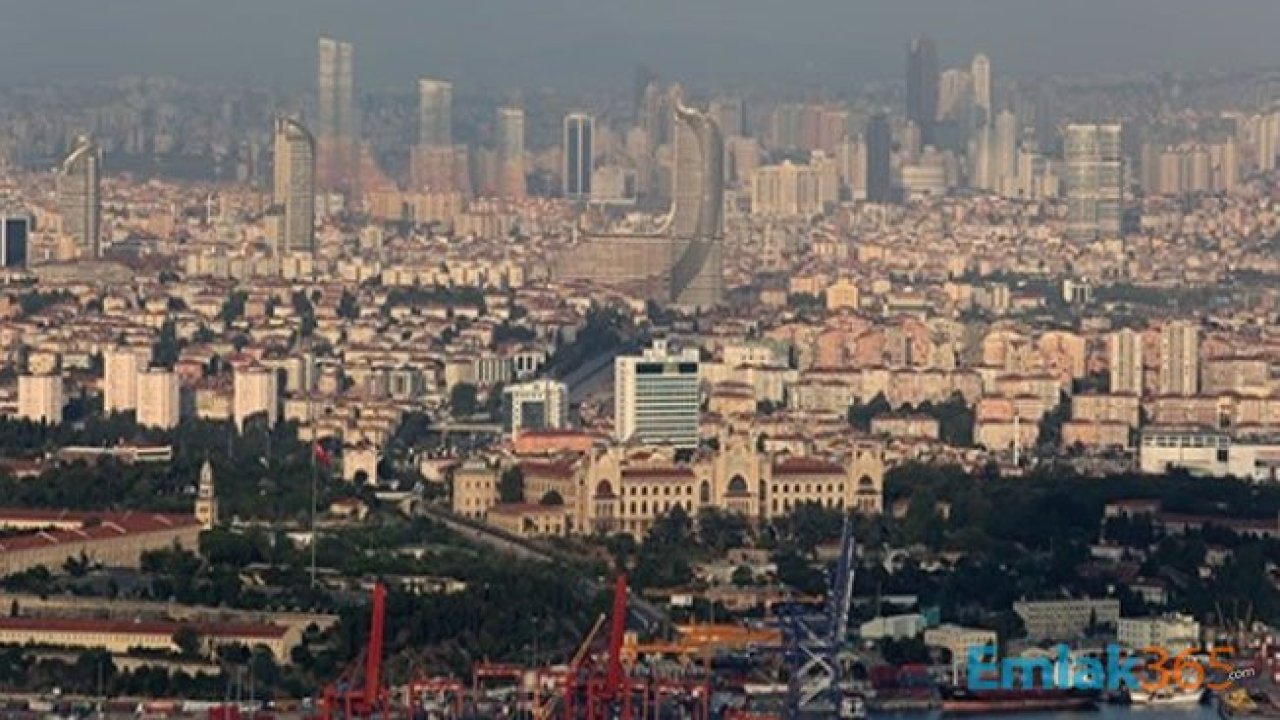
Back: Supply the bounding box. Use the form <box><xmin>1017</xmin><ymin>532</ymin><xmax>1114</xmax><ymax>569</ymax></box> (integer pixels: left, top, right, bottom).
<box><xmin>615</xmin><ymin>340</ymin><xmax>701</xmax><ymax>449</ymax></box>
<box><xmin>1064</xmin><ymin>122</ymin><xmax>1123</xmax><ymax>241</ymax></box>
<box><xmin>58</xmin><ymin>136</ymin><xmax>101</xmax><ymax>259</ymax></box>
<box><xmin>272</xmin><ymin>116</ymin><xmax>317</xmax><ymax>254</ymax></box>
<box><xmin>563</xmin><ymin>112</ymin><xmax>594</xmax><ymax>199</ymax></box>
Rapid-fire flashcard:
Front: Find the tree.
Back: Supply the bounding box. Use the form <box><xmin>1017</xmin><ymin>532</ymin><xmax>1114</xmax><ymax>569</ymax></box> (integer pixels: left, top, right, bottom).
<box><xmin>499</xmin><ymin>466</ymin><xmax>525</xmax><ymax>503</ymax></box>
<box><xmin>172</xmin><ymin>626</ymin><xmax>202</xmax><ymax>658</ymax></box>
<box><xmin>731</xmin><ymin>565</ymin><xmax>755</xmax><ymax>587</ymax></box>
<box><xmin>698</xmin><ymin>508</ymin><xmax>749</xmax><ymax>553</ymax></box>
<box><xmin>450</xmin><ymin>384</ymin><xmax>478</xmax><ymax>417</ymax></box>
<box><xmin>848</xmin><ymin>393</ymin><xmax>893</xmax><ymax>431</ymax></box>
<box><xmin>338</xmin><ymin>290</ymin><xmax>359</xmax><ymax>320</ymax></box>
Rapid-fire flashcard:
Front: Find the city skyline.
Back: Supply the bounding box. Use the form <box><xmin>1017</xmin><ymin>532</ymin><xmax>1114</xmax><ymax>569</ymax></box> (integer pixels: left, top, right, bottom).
<box><xmin>8</xmin><ymin>1</ymin><xmax>1280</xmax><ymax>91</ymax></box>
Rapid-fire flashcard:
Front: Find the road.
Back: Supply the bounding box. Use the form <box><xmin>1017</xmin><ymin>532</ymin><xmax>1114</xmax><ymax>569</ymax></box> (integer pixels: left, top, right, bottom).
<box><xmin>417</xmin><ymin>504</ymin><xmax>669</xmax><ymax>633</ymax></box>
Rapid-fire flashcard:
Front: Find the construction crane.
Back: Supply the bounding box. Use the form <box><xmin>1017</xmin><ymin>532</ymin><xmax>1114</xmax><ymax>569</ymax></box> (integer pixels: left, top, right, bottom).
<box><xmin>319</xmin><ymin>583</ymin><xmax>390</xmax><ymax>719</ymax></box>
<box><xmin>777</xmin><ymin>516</ymin><xmax>857</xmax><ymax>719</ymax></box>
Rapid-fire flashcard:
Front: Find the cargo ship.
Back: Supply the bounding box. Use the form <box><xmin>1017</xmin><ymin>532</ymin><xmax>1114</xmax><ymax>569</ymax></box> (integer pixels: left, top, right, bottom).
<box><xmin>941</xmin><ymin>687</ymin><xmax>1099</xmax><ymax>714</ymax></box>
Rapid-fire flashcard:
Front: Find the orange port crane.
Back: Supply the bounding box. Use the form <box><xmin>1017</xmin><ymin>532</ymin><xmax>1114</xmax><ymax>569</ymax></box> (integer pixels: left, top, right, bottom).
<box><xmin>319</xmin><ymin>583</ymin><xmax>390</xmax><ymax>719</ymax></box>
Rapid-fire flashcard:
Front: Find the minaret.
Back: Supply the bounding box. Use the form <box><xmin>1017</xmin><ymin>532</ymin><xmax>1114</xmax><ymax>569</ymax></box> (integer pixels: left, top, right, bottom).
<box><xmin>195</xmin><ymin>459</ymin><xmax>219</xmax><ymax>530</ymax></box>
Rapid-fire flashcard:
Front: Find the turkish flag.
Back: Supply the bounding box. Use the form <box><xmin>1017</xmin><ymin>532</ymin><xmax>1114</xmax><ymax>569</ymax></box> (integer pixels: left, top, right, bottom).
<box><xmin>313</xmin><ymin>442</ymin><xmax>332</xmax><ymax>467</ymax></box>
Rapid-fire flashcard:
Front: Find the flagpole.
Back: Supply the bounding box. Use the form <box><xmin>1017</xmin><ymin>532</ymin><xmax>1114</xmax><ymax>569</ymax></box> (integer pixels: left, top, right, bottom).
<box><xmin>309</xmin><ymin>438</ymin><xmax>317</xmax><ymax>584</ymax></box>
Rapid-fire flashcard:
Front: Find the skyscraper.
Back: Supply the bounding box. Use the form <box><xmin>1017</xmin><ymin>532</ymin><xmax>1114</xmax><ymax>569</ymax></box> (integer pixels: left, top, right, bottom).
<box><xmin>865</xmin><ymin>113</ymin><xmax>894</xmax><ymax>203</ymax></box>
<box><xmin>1065</xmin><ymin>122</ymin><xmax>1124</xmax><ymax>241</ymax></box>
<box><xmin>272</xmin><ymin>116</ymin><xmax>316</xmax><ymax>254</ymax></box>
<box><xmin>58</xmin><ymin>135</ymin><xmax>101</xmax><ymax>259</ymax></box>
<box><xmin>971</xmin><ymin>53</ymin><xmax>992</xmax><ymax>126</ymax></box>
<box><xmin>994</xmin><ymin>109</ymin><xmax>1020</xmax><ymax>192</ymax></box>
<box><xmin>411</xmin><ymin>78</ymin><xmax>469</xmax><ymax>193</ymax></box>
<box><xmin>0</xmin><ymin>212</ymin><xmax>30</xmax><ymax>268</ymax></box>
<box><xmin>1108</xmin><ymin>329</ymin><xmax>1144</xmax><ymax>395</ymax></box>
<box><xmin>563</xmin><ymin>113</ymin><xmax>595</xmax><ymax>199</ymax></box>
<box><xmin>418</xmin><ymin>79</ymin><xmax>452</xmax><ymax>147</ymax></box>
<box><xmin>1159</xmin><ymin>322</ymin><xmax>1199</xmax><ymax>397</ymax></box>
<box><xmin>496</xmin><ymin>106</ymin><xmax>526</xmax><ymax>200</ymax></box>
<box><xmin>614</xmin><ymin>340</ymin><xmax>700</xmax><ymax>449</ymax></box>
<box><xmin>907</xmin><ymin>36</ymin><xmax>940</xmax><ymax>146</ymax></box>
<box><xmin>667</xmin><ymin>100</ymin><xmax>725</xmax><ymax>308</ymax></box>
<box><xmin>316</xmin><ymin>37</ymin><xmax>356</xmax><ymax>192</ymax></box>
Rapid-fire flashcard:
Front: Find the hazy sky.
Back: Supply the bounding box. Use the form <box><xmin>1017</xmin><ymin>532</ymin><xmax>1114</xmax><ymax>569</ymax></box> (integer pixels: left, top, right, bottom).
<box><xmin>6</xmin><ymin>0</ymin><xmax>1280</xmax><ymax>92</ymax></box>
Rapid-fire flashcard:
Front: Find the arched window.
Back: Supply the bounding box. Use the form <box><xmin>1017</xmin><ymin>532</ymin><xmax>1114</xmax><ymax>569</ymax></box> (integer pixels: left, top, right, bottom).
<box><xmin>727</xmin><ymin>475</ymin><xmax>749</xmax><ymax>495</ymax></box>
<box><xmin>699</xmin><ymin>480</ymin><xmax>711</xmax><ymax>504</ymax></box>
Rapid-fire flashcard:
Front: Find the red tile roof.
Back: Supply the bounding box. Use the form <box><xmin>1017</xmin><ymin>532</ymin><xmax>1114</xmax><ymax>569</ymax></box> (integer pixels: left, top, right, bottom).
<box><xmin>772</xmin><ymin>457</ymin><xmax>845</xmax><ymax>476</ymax></box>
<box><xmin>0</xmin><ymin>510</ymin><xmax>200</xmax><ymax>553</ymax></box>
<box><xmin>0</xmin><ymin>616</ymin><xmax>286</xmax><ymax>640</ymax></box>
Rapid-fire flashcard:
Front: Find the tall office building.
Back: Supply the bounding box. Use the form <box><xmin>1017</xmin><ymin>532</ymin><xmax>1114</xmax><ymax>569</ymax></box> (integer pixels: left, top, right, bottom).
<box><xmin>1108</xmin><ymin>329</ymin><xmax>1144</xmax><ymax>395</ymax></box>
<box><xmin>18</xmin><ymin>374</ymin><xmax>63</xmax><ymax>425</ymax></box>
<box><xmin>907</xmin><ymin>36</ymin><xmax>940</xmax><ymax>146</ymax></box>
<box><xmin>709</xmin><ymin>96</ymin><xmax>746</xmax><ymax>137</ymax></box>
<box><xmin>233</xmin><ymin>365</ymin><xmax>279</xmax><ymax>431</ymax></box>
<box><xmin>0</xmin><ymin>213</ymin><xmax>30</xmax><ymax>268</ymax></box>
<box><xmin>136</xmin><ymin>368</ymin><xmax>181</xmax><ymax>430</ymax></box>
<box><xmin>1065</xmin><ymin>122</ymin><xmax>1124</xmax><ymax>241</ymax></box>
<box><xmin>502</xmin><ymin>379</ymin><xmax>569</xmax><ymax>439</ymax></box>
<box><xmin>411</xmin><ymin>79</ymin><xmax>468</xmax><ymax>193</ymax></box>
<box><xmin>865</xmin><ymin>113</ymin><xmax>894</xmax><ymax>203</ymax></box>
<box><xmin>496</xmin><ymin>106</ymin><xmax>526</xmax><ymax>200</ymax></box>
<box><xmin>58</xmin><ymin>135</ymin><xmax>101</xmax><ymax>259</ymax></box>
<box><xmin>272</xmin><ymin>116</ymin><xmax>316</xmax><ymax>254</ymax></box>
<box><xmin>1159</xmin><ymin>322</ymin><xmax>1200</xmax><ymax>397</ymax></box>
<box><xmin>563</xmin><ymin>113</ymin><xmax>595</xmax><ymax>199</ymax></box>
<box><xmin>668</xmin><ymin>101</ymin><xmax>725</xmax><ymax>308</ymax></box>
<box><xmin>316</xmin><ymin>37</ymin><xmax>356</xmax><ymax>192</ymax></box>
<box><xmin>418</xmin><ymin>79</ymin><xmax>452</xmax><ymax>147</ymax></box>
<box><xmin>971</xmin><ymin>53</ymin><xmax>992</xmax><ymax>126</ymax></box>
<box><xmin>614</xmin><ymin>340</ymin><xmax>701</xmax><ymax>449</ymax></box>
<box><xmin>103</xmin><ymin>347</ymin><xmax>147</xmax><ymax>413</ymax></box>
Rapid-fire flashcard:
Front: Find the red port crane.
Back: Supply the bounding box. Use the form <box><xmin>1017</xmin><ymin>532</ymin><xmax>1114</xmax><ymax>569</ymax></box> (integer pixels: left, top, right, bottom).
<box><xmin>319</xmin><ymin>583</ymin><xmax>390</xmax><ymax>719</ymax></box>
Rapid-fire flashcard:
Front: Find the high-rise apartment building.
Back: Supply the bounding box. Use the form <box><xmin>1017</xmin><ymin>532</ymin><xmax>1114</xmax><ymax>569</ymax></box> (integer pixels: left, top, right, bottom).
<box><xmin>0</xmin><ymin>213</ymin><xmax>29</xmax><ymax>268</ymax></box>
<box><xmin>272</xmin><ymin>116</ymin><xmax>316</xmax><ymax>254</ymax></box>
<box><xmin>18</xmin><ymin>374</ymin><xmax>63</xmax><ymax>425</ymax></box>
<box><xmin>907</xmin><ymin>36</ymin><xmax>940</xmax><ymax>146</ymax></box>
<box><xmin>563</xmin><ymin>113</ymin><xmax>595</xmax><ymax>199</ymax></box>
<box><xmin>865</xmin><ymin>113</ymin><xmax>894</xmax><ymax>203</ymax></box>
<box><xmin>136</xmin><ymin>368</ymin><xmax>181</xmax><ymax>430</ymax></box>
<box><xmin>751</xmin><ymin>161</ymin><xmax>828</xmax><ymax>217</ymax></box>
<box><xmin>316</xmin><ymin>37</ymin><xmax>356</xmax><ymax>191</ymax></box>
<box><xmin>502</xmin><ymin>379</ymin><xmax>569</xmax><ymax>439</ymax></box>
<box><xmin>1108</xmin><ymin>329</ymin><xmax>1144</xmax><ymax>395</ymax></box>
<box><xmin>418</xmin><ymin>79</ymin><xmax>452</xmax><ymax>147</ymax></box>
<box><xmin>411</xmin><ymin>79</ymin><xmax>468</xmax><ymax>193</ymax></box>
<box><xmin>615</xmin><ymin>340</ymin><xmax>701</xmax><ymax>449</ymax></box>
<box><xmin>58</xmin><ymin>135</ymin><xmax>101</xmax><ymax>259</ymax></box>
<box><xmin>234</xmin><ymin>365</ymin><xmax>279</xmax><ymax>431</ymax></box>
<box><xmin>103</xmin><ymin>347</ymin><xmax>148</xmax><ymax>413</ymax></box>
<box><xmin>994</xmin><ymin>109</ymin><xmax>1020</xmax><ymax>192</ymax></box>
<box><xmin>1159</xmin><ymin>322</ymin><xmax>1200</xmax><ymax>397</ymax></box>
<box><xmin>1065</xmin><ymin>122</ymin><xmax>1124</xmax><ymax>241</ymax></box>
<box><xmin>971</xmin><ymin>53</ymin><xmax>992</xmax><ymax>126</ymax></box>
<box><xmin>496</xmin><ymin>106</ymin><xmax>526</xmax><ymax>200</ymax></box>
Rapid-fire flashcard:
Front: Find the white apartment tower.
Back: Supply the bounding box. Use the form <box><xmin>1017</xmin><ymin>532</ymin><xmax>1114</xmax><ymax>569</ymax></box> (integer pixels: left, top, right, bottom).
<box><xmin>234</xmin><ymin>365</ymin><xmax>279</xmax><ymax>431</ymax></box>
<box><xmin>18</xmin><ymin>374</ymin><xmax>64</xmax><ymax>425</ymax></box>
<box><xmin>136</xmin><ymin>368</ymin><xmax>181</xmax><ymax>430</ymax></box>
<box><xmin>103</xmin><ymin>347</ymin><xmax>147</xmax><ymax>413</ymax></box>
